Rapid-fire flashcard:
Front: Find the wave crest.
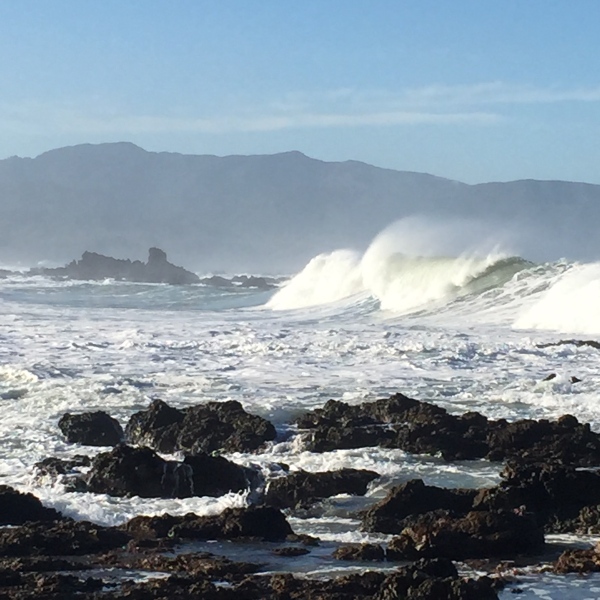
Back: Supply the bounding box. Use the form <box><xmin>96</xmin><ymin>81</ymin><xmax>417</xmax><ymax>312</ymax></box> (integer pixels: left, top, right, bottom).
<box><xmin>268</xmin><ymin>218</ymin><xmax>526</xmax><ymax>313</ymax></box>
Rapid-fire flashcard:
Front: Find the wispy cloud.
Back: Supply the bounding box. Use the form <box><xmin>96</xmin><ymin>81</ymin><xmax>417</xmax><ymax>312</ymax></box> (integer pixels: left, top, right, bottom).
<box><xmin>1</xmin><ymin>82</ymin><xmax>599</xmax><ymax>137</ymax></box>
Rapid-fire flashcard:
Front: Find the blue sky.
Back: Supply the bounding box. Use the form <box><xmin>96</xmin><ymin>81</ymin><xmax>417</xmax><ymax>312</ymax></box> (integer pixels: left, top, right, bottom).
<box><xmin>1</xmin><ymin>1</ymin><xmax>600</xmax><ymax>183</ymax></box>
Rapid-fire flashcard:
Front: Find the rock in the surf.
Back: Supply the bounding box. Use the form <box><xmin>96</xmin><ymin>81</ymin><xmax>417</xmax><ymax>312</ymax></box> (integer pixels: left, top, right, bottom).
<box><xmin>362</xmin><ymin>478</ymin><xmax>478</xmax><ymax>534</ymax></box>
<box><xmin>85</xmin><ymin>444</ymin><xmax>250</xmax><ymax>498</ymax></box>
<box><xmin>124</xmin><ymin>506</ymin><xmax>293</xmax><ymax>542</ymax></box>
<box><xmin>386</xmin><ymin>508</ymin><xmax>544</xmax><ymax>560</ymax></box>
<box><xmin>125</xmin><ymin>398</ymin><xmax>277</xmax><ymax>454</ymax></box>
<box><xmin>296</xmin><ymin>393</ymin><xmax>600</xmax><ymax>465</ymax></box>
<box><xmin>332</xmin><ymin>543</ymin><xmax>386</xmax><ymax>561</ymax></box>
<box><xmin>0</xmin><ymin>519</ymin><xmax>130</xmax><ymax>557</ymax></box>
<box><xmin>32</xmin><ymin>247</ymin><xmax>200</xmax><ymax>285</ymax></box>
<box><xmin>58</xmin><ymin>411</ymin><xmax>124</xmax><ymax>446</ymax></box>
<box><xmin>264</xmin><ymin>468</ymin><xmax>380</xmax><ymax>509</ymax></box>
<box><xmin>0</xmin><ymin>485</ymin><xmax>64</xmax><ymax>525</ymax></box>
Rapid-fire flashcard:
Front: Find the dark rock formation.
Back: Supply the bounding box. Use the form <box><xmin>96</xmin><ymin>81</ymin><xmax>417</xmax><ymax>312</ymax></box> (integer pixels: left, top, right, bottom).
<box><xmin>296</xmin><ymin>393</ymin><xmax>600</xmax><ymax>465</ymax></box>
<box><xmin>264</xmin><ymin>468</ymin><xmax>379</xmax><ymax>509</ymax></box>
<box><xmin>386</xmin><ymin>509</ymin><xmax>544</xmax><ymax>560</ymax></box>
<box><xmin>34</xmin><ymin>455</ymin><xmax>92</xmax><ymax>492</ymax></box>
<box><xmin>538</xmin><ymin>339</ymin><xmax>600</xmax><ymax>351</ymax></box>
<box><xmin>58</xmin><ymin>411</ymin><xmax>124</xmax><ymax>446</ymax></box>
<box><xmin>125</xmin><ymin>398</ymin><xmax>277</xmax><ymax>454</ymax></box>
<box><xmin>554</xmin><ymin>543</ymin><xmax>600</xmax><ymax>573</ymax></box>
<box><xmin>333</xmin><ymin>543</ymin><xmax>386</xmax><ymax>561</ymax></box>
<box><xmin>0</xmin><ymin>519</ymin><xmax>130</xmax><ymax>556</ymax></box>
<box><xmin>474</xmin><ymin>461</ymin><xmax>600</xmax><ymax>533</ymax></box>
<box><xmin>85</xmin><ymin>444</ymin><xmax>250</xmax><ymax>498</ymax></box>
<box><xmin>0</xmin><ymin>485</ymin><xmax>64</xmax><ymax>525</ymax></box>
<box><xmin>124</xmin><ymin>506</ymin><xmax>293</xmax><ymax>542</ymax></box>
<box><xmin>362</xmin><ymin>479</ymin><xmax>477</xmax><ymax>534</ymax></box>
<box><xmin>32</xmin><ymin>247</ymin><xmax>200</xmax><ymax>284</ymax></box>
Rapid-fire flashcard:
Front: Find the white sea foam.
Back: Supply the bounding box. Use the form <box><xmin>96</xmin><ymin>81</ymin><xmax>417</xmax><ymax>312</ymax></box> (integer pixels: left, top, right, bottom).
<box><xmin>4</xmin><ymin>218</ymin><xmax>600</xmax><ymax>593</ymax></box>
<box><xmin>515</xmin><ymin>262</ymin><xmax>600</xmax><ymax>334</ymax></box>
<box><xmin>269</xmin><ymin>216</ymin><xmax>520</xmax><ymax>313</ymax></box>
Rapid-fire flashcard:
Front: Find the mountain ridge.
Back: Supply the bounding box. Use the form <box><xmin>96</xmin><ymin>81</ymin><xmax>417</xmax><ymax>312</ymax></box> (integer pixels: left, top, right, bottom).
<box><xmin>1</xmin><ymin>143</ymin><xmax>599</xmax><ymax>272</ymax></box>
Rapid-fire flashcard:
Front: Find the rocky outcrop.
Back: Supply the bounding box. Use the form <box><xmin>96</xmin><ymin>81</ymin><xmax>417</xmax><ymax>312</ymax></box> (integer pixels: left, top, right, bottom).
<box><xmin>0</xmin><ymin>519</ymin><xmax>130</xmax><ymax>557</ymax></box>
<box><xmin>386</xmin><ymin>509</ymin><xmax>544</xmax><ymax>560</ymax></box>
<box><xmin>474</xmin><ymin>461</ymin><xmax>600</xmax><ymax>533</ymax></box>
<box><xmin>58</xmin><ymin>411</ymin><xmax>124</xmax><ymax>446</ymax></box>
<box><xmin>362</xmin><ymin>479</ymin><xmax>477</xmax><ymax>534</ymax></box>
<box><xmin>333</xmin><ymin>543</ymin><xmax>386</xmax><ymax>561</ymax></box>
<box><xmin>296</xmin><ymin>393</ymin><xmax>600</xmax><ymax>465</ymax></box>
<box><xmin>125</xmin><ymin>399</ymin><xmax>277</xmax><ymax>454</ymax></box>
<box><xmin>124</xmin><ymin>506</ymin><xmax>293</xmax><ymax>542</ymax></box>
<box><xmin>554</xmin><ymin>542</ymin><xmax>600</xmax><ymax>573</ymax></box>
<box><xmin>85</xmin><ymin>444</ymin><xmax>251</xmax><ymax>498</ymax></box>
<box><xmin>0</xmin><ymin>485</ymin><xmax>64</xmax><ymax>525</ymax></box>
<box><xmin>33</xmin><ymin>247</ymin><xmax>200</xmax><ymax>284</ymax></box>
<box><xmin>264</xmin><ymin>468</ymin><xmax>380</xmax><ymax>509</ymax></box>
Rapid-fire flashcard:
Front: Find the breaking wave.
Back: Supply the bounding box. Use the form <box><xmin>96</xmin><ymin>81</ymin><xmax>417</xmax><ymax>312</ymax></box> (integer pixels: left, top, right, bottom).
<box><xmin>268</xmin><ymin>217</ymin><xmax>528</xmax><ymax>314</ymax></box>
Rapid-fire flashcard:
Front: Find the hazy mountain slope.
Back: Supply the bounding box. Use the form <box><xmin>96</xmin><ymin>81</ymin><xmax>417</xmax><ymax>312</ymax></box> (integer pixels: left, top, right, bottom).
<box><xmin>0</xmin><ymin>142</ymin><xmax>598</xmax><ymax>272</ymax></box>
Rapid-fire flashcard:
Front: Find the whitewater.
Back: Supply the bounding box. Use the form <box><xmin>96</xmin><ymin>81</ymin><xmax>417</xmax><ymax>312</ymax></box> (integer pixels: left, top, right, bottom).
<box><xmin>3</xmin><ymin>217</ymin><xmax>600</xmax><ymax>597</ymax></box>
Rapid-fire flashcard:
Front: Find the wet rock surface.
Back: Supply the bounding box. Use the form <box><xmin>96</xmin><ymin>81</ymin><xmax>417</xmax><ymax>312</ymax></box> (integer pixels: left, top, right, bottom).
<box><xmin>264</xmin><ymin>467</ymin><xmax>380</xmax><ymax>509</ymax></box>
<box><xmin>296</xmin><ymin>393</ymin><xmax>600</xmax><ymax>465</ymax></box>
<box><xmin>123</xmin><ymin>506</ymin><xmax>293</xmax><ymax>542</ymax></box>
<box><xmin>58</xmin><ymin>411</ymin><xmax>124</xmax><ymax>446</ymax></box>
<box><xmin>387</xmin><ymin>509</ymin><xmax>544</xmax><ymax>560</ymax></box>
<box><xmin>125</xmin><ymin>398</ymin><xmax>277</xmax><ymax>454</ymax></box>
<box><xmin>362</xmin><ymin>479</ymin><xmax>477</xmax><ymax>534</ymax></box>
<box><xmin>0</xmin><ymin>485</ymin><xmax>64</xmax><ymax>525</ymax></box>
<box><xmin>0</xmin><ymin>519</ymin><xmax>130</xmax><ymax>557</ymax></box>
<box><xmin>84</xmin><ymin>444</ymin><xmax>251</xmax><ymax>498</ymax></box>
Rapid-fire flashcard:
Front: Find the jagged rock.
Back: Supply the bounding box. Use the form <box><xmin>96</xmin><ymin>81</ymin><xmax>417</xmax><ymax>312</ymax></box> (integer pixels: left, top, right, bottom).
<box><xmin>58</xmin><ymin>411</ymin><xmax>124</xmax><ymax>446</ymax></box>
<box><xmin>124</xmin><ymin>506</ymin><xmax>293</xmax><ymax>542</ymax></box>
<box><xmin>271</xmin><ymin>546</ymin><xmax>311</xmax><ymax>557</ymax></box>
<box><xmin>0</xmin><ymin>520</ymin><xmax>130</xmax><ymax>557</ymax></box>
<box><xmin>0</xmin><ymin>485</ymin><xmax>64</xmax><ymax>525</ymax></box>
<box><xmin>125</xmin><ymin>398</ymin><xmax>277</xmax><ymax>454</ymax></box>
<box><xmin>296</xmin><ymin>393</ymin><xmax>600</xmax><ymax>465</ymax></box>
<box><xmin>33</xmin><ymin>247</ymin><xmax>200</xmax><ymax>284</ymax></box>
<box><xmin>554</xmin><ymin>542</ymin><xmax>600</xmax><ymax>573</ymax></box>
<box><xmin>85</xmin><ymin>444</ymin><xmax>250</xmax><ymax>498</ymax></box>
<box><xmin>475</xmin><ymin>461</ymin><xmax>600</xmax><ymax>533</ymax></box>
<box><xmin>264</xmin><ymin>468</ymin><xmax>379</xmax><ymax>509</ymax></box>
<box><xmin>362</xmin><ymin>479</ymin><xmax>477</xmax><ymax>534</ymax></box>
<box><xmin>332</xmin><ymin>543</ymin><xmax>385</xmax><ymax>561</ymax></box>
<box><xmin>386</xmin><ymin>509</ymin><xmax>544</xmax><ymax>560</ymax></box>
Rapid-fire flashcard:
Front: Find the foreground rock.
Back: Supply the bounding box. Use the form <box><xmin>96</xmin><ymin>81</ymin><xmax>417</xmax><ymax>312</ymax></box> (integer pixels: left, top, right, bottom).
<box><xmin>0</xmin><ymin>485</ymin><xmax>63</xmax><ymax>525</ymax></box>
<box><xmin>85</xmin><ymin>444</ymin><xmax>251</xmax><ymax>498</ymax></box>
<box><xmin>125</xmin><ymin>398</ymin><xmax>277</xmax><ymax>454</ymax></box>
<box><xmin>0</xmin><ymin>561</ymin><xmax>499</xmax><ymax>600</ymax></box>
<box><xmin>58</xmin><ymin>411</ymin><xmax>124</xmax><ymax>446</ymax></box>
<box><xmin>265</xmin><ymin>468</ymin><xmax>380</xmax><ymax>509</ymax></box>
<box><xmin>387</xmin><ymin>509</ymin><xmax>544</xmax><ymax>560</ymax></box>
<box><xmin>296</xmin><ymin>393</ymin><xmax>600</xmax><ymax>465</ymax></box>
<box><xmin>554</xmin><ymin>542</ymin><xmax>600</xmax><ymax>573</ymax></box>
<box><xmin>475</xmin><ymin>461</ymin><xmax>600</xmax><ymax>533</ymax></box>
<box><xmin>0</xmin><ymin>519</ymin><xmax>130</xmax><ymax>557</ymax></box>
<box><xmin>362</xmin><ymin>479</ymin><xmax>477</xmax><ymax>534</ymax></box>
<box><xmin>124</xmin><ymin>506</ymin><xmax>293</xmax><ymax>542</ymax></box>
<box><xmin>33</xmin><ymin>247</ymin><xmax>200</xmax><ymax>284</ymax></box>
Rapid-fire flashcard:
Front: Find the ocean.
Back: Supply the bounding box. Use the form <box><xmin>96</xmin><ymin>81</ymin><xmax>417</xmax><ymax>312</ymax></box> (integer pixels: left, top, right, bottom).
<box><xmin>2</xmin><ymin>220</ymin><xmax>600</xmax><ymax>597</ymax></box>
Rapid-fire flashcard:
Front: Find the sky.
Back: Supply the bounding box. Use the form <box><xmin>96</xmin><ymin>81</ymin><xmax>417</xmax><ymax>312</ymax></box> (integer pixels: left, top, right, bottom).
<box><xmin>1</xmin><ymin>0</ymin><xmax>600</xmax><ymax>184</ymax></box>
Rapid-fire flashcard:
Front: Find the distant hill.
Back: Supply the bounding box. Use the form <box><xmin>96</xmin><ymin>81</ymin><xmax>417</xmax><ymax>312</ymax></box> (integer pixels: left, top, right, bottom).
<box><xmin>1</xmin><ymin>142</ymin><xmax>599</xmax><ymax>272</ymax></box>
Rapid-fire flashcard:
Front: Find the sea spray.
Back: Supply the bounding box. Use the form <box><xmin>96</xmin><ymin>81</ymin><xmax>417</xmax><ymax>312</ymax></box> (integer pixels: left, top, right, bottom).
<box><xmin>515</xmin><ymin>262</ymin><xmax>600</xmax><ymax>334</ymax></box>
<box><xmin>269</xmin><ymin>216</ymin><xmax>516</xmax><ymax>313</ymax></box>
